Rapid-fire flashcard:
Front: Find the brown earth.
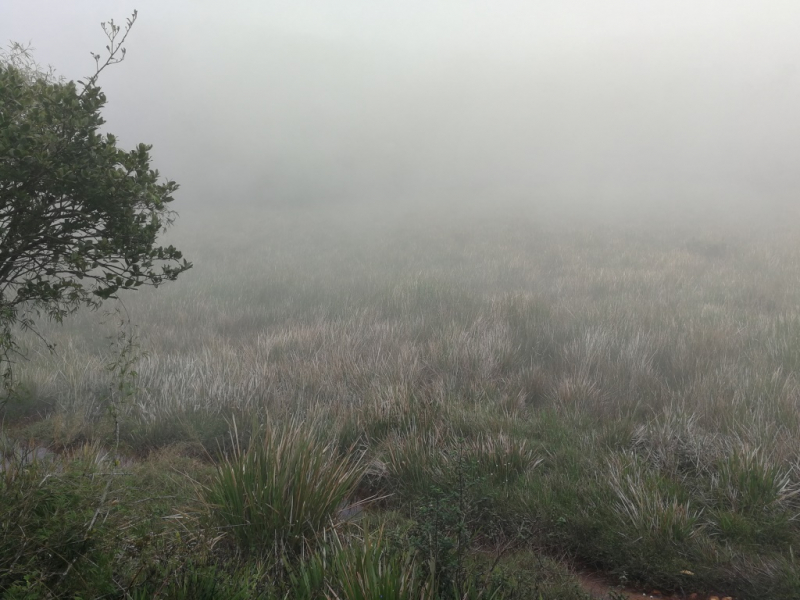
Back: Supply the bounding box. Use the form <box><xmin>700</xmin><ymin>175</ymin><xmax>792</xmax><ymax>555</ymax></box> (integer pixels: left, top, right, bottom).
<box><xmin>577</xmin><ymin>570</ymin><xmax>734</xmax><ymax>600</ymax></box>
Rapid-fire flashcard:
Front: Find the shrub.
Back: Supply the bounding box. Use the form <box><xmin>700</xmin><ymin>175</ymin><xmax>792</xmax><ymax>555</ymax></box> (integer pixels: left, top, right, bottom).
<box><xmin>0</xmin><ymin>444</ymin><xmax>114</xmax><ymax>596</ymax></box>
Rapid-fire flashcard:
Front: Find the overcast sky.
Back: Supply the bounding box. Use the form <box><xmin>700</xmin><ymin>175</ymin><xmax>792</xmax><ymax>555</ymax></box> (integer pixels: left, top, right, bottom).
<box><xmin>2</xmin><ymin>1</ymin><xmax>800</xmax><ymax>216</ymax></box>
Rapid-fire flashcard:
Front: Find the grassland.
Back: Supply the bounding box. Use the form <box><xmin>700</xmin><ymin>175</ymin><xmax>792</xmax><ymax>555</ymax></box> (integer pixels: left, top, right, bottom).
<box><xmin>2</xmin><ymin>202</ymin><xmax>800</xmax><ymax>599</ymax></box>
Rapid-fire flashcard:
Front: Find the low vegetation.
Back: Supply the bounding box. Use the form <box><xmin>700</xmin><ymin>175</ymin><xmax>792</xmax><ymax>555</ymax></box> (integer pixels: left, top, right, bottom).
<box><xmin>2</xmin><ymin>204</ymin><xmax>799</xmax><ymax>599</ymax></box>
<box><xmin>201</xmin><ymin>418</ymin><xmax>367</xmax><ymax>558</ymax></box>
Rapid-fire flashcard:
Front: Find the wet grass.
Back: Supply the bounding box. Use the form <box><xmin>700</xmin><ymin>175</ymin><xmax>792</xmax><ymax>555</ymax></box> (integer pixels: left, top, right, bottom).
<box><xmin>2</xmin><ymin>204</ymin><xmax>799</xmax><ymax>598</ymax></box>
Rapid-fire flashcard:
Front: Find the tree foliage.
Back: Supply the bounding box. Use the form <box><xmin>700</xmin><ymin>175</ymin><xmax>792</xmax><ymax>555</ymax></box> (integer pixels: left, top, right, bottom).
<box><xmin>0</xmin><ymin>12</ymin><xmax>191</xmax><ymax>385</ymax></box>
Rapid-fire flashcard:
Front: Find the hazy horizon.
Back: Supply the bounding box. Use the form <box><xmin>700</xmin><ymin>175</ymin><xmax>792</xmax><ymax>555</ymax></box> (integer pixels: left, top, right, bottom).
<box><xmin>2</xmin><ymin>1</ymin><xmax>799</xmax><ymax>224</ymax></box>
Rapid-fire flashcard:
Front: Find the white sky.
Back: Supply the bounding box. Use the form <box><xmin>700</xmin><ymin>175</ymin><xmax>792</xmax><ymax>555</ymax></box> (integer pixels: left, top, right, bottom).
<box><xmin>2</xmin><ymin>1</ymin><xmax>800</xmax><ymax>213</ymax></box>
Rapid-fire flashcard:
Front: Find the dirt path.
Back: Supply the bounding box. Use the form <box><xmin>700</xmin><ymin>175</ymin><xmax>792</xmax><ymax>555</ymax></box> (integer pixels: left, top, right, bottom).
<box><xmin>577</xmin><ymin>570</ymin><xmax>734</xmax><ymax>600</ymax></box>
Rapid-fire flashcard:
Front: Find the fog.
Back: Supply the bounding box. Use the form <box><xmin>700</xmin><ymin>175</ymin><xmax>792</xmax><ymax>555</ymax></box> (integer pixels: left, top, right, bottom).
<box><xmin>3</xmin><ymin>1</ymin><xmax>800</xmax><ymax>223</ymax></box>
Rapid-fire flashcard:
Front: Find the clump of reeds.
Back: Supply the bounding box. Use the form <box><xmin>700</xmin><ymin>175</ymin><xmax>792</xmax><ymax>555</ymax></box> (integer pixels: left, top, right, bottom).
<box><xmin>201</xmin><ymin>418</ymin><xmax>366</xmax><ymax>558</ymax></box>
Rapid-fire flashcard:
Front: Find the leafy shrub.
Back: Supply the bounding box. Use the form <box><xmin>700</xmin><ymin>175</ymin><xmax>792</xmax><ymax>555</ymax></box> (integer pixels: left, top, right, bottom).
<box><xmin>0</xmin><ymin>445</ymin><xmax>114</xmax><ymax>596</ymax></box>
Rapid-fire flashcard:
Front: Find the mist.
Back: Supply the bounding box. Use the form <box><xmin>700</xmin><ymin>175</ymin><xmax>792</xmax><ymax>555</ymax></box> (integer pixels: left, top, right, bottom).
<box><xmin>7</xmin><ymin>5</ymin><xmax>800</xmax><ymax>595</ymax></box>
<box><xmin>3</xmin><ymin>0</ymin><xmax>799</xmax><ymax>226</ymax></box>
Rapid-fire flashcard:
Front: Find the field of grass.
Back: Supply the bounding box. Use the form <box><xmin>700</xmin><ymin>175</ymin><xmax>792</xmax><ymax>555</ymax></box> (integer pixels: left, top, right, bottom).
<box><xmin>2</xmin><ymin>202</ymin><xmax>800</xmax><ymax>599</ymax></box>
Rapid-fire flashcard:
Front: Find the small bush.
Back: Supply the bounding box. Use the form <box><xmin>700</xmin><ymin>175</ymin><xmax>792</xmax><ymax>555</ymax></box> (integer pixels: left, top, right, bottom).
<box><xmin>0</xmin><ymin>446</ymin><xmax>114</xmax><ymax>596</ymax></box>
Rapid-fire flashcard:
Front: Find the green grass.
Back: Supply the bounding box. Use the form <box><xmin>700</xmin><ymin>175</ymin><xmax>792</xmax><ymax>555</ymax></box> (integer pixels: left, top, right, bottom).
<box><xmin>3</xmin><ymin>204</ymin><xmax>800</xmax><ymax>598</ymax></box>
<box><xmin>288</xmin><ymin>530</ymin><xmax>435</xmax><ymax>600</ymax></box>
<box><xmin>201</xmin><ymin>418</ymin><xmax>367</xmax><ymax>558</ymax></box>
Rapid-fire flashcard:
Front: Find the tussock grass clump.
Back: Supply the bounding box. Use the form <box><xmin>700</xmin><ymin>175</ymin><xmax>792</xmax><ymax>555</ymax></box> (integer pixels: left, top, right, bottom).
<box><xmin>714</xmin><ymin>446</ymin><xmax>800</xmax><ymax>514</ymax></box>
<box><xmin>606</xmin><ymin>453</ymin><xmax>702</xmax><ymax>545</ymax></box>
<box><xmin>289</xmin><ymin>530</ymin><xmax>434</xmax><ymax>600</ymax></box>
<box><xmin>461</xmin><ymin>433</ymin><xmax>541</xmax><ymax>486</ymax></box>
<box><xmin>631</xmin><ymin>409</ymin><xmax>726</xmax><ymax>477</ymax></box>
<box><xmin>202</xmin><ymin>419</ymin><xmax>367</xmax><ymax>557</ymax></box>
<box><xmin>384</xmin><ymin>429</ymin><xmax>450</xmax><ymax>499</ymax></box>
<box><xmin>383</xmin><ymin>427</ymin><xmax>541</xmax><ymax>503</ymax></box>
